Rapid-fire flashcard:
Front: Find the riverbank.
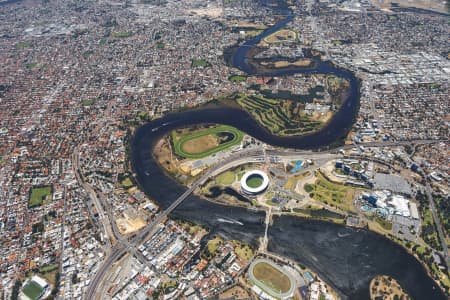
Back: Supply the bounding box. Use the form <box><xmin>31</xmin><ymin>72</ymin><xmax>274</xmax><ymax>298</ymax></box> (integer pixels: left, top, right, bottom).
<box><xmin>127</xmin><ymin>0</ymin><xmax>447</xmax><ymax>298</ymax></box>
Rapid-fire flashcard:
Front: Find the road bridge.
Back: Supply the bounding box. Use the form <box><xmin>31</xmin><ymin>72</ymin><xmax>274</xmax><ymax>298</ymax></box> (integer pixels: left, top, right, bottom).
<box><xmin>85</xmin><ymin>138</ymin><xmax>445</xmax><ymax>298</ymax></box>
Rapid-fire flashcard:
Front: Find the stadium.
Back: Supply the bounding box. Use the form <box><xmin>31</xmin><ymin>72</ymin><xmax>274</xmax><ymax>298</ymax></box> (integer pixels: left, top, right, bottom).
<box><xmin>248</xmin><ymin>258</ymin><xmax>296</xmax><ymax>300</ymax></box>
<box><xmin>240</xmin><ymin>170</ymin><xmax>269</xmax><ymax>195</ymax></box>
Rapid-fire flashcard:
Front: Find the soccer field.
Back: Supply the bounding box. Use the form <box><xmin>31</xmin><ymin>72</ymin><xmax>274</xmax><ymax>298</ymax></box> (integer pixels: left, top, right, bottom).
<box><xmin>22</xmin><ymin>281</ymin><xmax>44</xmax><ymax>300</ymax></box>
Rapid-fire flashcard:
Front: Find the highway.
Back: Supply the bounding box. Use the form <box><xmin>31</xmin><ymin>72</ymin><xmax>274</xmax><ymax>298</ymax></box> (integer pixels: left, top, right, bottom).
<box><xmin>84</xmin><ymin>138</ymin><xmax>444</xmax><ymax>299</ymax></box>
<box><xmin>72</xmin><ymin>147</ymin><xmax>114</xmax><ymax>251</ymax></box>
<box><xmin>85</xmin><ymin>148</ymin><xmax>265</xmax><ymax>299</ymax></box>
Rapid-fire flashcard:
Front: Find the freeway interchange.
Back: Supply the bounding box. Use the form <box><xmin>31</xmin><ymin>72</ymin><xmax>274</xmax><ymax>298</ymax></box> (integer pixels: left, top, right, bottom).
<box><xmin>83</xmin><ymin>139</ymin><xmax>446</xmax><ymax>299</ymax></box>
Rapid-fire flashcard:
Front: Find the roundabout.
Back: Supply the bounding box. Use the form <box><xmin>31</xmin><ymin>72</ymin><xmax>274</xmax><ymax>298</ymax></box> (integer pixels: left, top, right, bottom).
<box><xmin>240</xmin><ymin>170</ymin><xmax>270</xmax><ymax>195</ymax></box>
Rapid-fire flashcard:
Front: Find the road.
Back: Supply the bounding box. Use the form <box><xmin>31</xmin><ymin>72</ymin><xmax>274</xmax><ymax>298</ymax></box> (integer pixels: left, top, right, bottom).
<box><xmin>72</xmin><ymin>147</ymin><xmax>114</xmax><ymax>250</ymax></box>
<box><xmin>84</xmin><ymin>138</ymin><xmax>444</xmax><ymax>298</ymax></box>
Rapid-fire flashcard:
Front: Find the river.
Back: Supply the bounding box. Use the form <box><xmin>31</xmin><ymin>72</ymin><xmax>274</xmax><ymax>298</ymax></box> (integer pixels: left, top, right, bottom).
<box><xmin>130</xmin><ymin>0</ymin><xmax>446</xmax><ymax>298</ymax></box>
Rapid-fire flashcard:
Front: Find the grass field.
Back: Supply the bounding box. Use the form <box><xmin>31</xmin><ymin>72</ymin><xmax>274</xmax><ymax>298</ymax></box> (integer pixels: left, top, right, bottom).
<box><xmin>246</xmin><ymin>174</ymin><xmax>263</xmax><ymax>188</ymax></box>
<box><xmin>25</xmin><ymin>62</ymin><xmax>38</xmax><ymax>70</ymax></box>
<box><xmin>206</xmin><ymin>236</ymin><xmax>223</xmax><ymax>256</ymax></box>
<box><xmin>232</xmin><ymin>240</ymin><xmax>254</xmax><ymax>260</ymax></box>
<box><xmin>231</xmin><ymin>93</ymin><xmax>323</xmax><ymax>136</ymax></box>
<box><xmin>252</xmin><ymin>261</ymin><xmax>291</xmax><ymax>294</ymax></box>
<box><xmin>29</xmin><ymin>186</ymin><xmax>52</xmax><ymax>207</ymax></box>
<box><xmin>421</xmin><ymin>207</ymin><xmax>441</xmax><ymax>250</ymax></box>
<box><xmin>81</xmin><ymin>99</ymin><xmax>95</xmax><ymax>106</ymax></box>
<box><xmin>285</xmin><ymin>171</ymin><xmax>311</xmax><ymax>190</ymax></box>
<box><xmin>264</xmin><ymin>29</ymin><xmax>297</xmax><ymax>44</ymax></box>
<box><xmin>112</xmin><ymin>31</ymin><xmax>132</xmax><ymax>38</ymax></box>
<box><xmin>374</xmin><ymin>216</ymin><xmax>393</xmax><ymax>230</ymax></box>
<box><xmin>229</xmin><ymin>75</ymin><xmax>247</xmax><ymax>83</ymax></box>
<box><xmin>172</xmin><ymin>125</ymin><xmax>243</xmax><ymax>159</ymax></box>
<box><xmin>182</xmin><ymin>134</ymin><xmax>218</xmax><ymax>154</ymax></box>
<box><xmin>306</xmin><ymin>171</ymin><xmax>362</xmax><ymax>212</ymax></box>
<box><xmin>293</xmin><ymin>208</ymin><xmax>345</xmax><ymax>220</ymax></box>
<box><xmin>121</xmin><ymin>177</ymin><xmax>134</xmax><ymax>188</ymax></box>
<box><xmin>191</xmin><ymin>58</ymin><xmax>211</xmax><ymax>68</ymax></box>
<box><xmin>16</xmin><ymin>41</ymin><xmax>32</xmax><ymax>49</ymax></box>
<box><xmin>156</xmin><ymin>41</ymin><xmax>165</xmax><ymax>49</ymax></box>
<box><xmin>40</xmin><ymin>264</ymin><xmax>58</xmax><ymax>273</ymax></box>
<box><xmin>272</xmin><ymin>59</ymin><xmax>312</xmax><ymax>68</ymax></box>
<box><xmin>216</xmin><ymin>171</ymin><xmax>235</xmax><ymax>185</ymax></box>
<box><xmin>22</xmin><ymin>281</ymin><xmax>43</xmax><ymax>300</ymax></box>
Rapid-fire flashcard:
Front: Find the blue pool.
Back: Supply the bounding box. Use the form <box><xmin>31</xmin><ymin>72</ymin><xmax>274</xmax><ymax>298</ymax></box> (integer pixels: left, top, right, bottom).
<box><xmin>291</xmin><ymin>160</ymin><xmax>303</xmax><ymax>173</ymax></box>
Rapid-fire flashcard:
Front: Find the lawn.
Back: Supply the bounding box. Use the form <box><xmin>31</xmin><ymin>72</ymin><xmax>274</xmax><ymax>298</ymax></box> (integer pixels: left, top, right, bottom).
<box><xmin>232</xmin><ymin>240</ymin><xmax>253</xmax><ymax>260</ymax></box>
<box><xmin>252</xmin><ymin>261</ymin><xmax>291</xmax><ymax>294</ymax></box>
<box><xmin>16</xmin><ymin>41</ymin><xmax>32</xmax><ymax>49</ymax></box>
<box><xmin>22</xmin><ymin>281</ymin><xmax>43</xmax><ymax>300</ymax></box>
<box><xmin>29</xmin><ymin>186</ymin><xmax>52</xmax><ymax>207</ymax></box>
<box><xmin>229</xmin><ymin>75</ymin><xmax>247</xmax><ymax>83</ymax></box>
<box><xmin>172</xmin><ymin>125</ymin><xmax>243</xmax><ymax>159</ymax></box>
<box><xmin>81</xmin><ymin>99</ymin><xmax>95</xmax><ymax>106</ymax></box>
<box><xmin>421</xmin><ymin>208</ymin><xmax>442</xmax><ymax>250</ymax></box>
<box><xmin>121</xmin><ymin>177</ymin><xmax>134</xmax><ymax>188</ymax></box>
<box><xmin>25</xmin><ymin>62</ymin><xmax>38</xmax><ymax>69</ymax></box>
<box><xmin>206</xmin><ymin>236</ymin><xmax>223</xmax><ymax>257</ymax></box>
<box><xmin>306</xmin><ymin>171</ymin><xmax>363</xmax><ymax>212</ymax></box>
<box><xmin>112</xmin><ymin>31</ymin><xmax>132</xmax><ymax>38</ymax></box>
<box><xmin>263</xmin><ymin>29</ymin><xmax>297</xmax><ymax>44</ymax></box>
<box><xmin>40</xmin><ymin>264</ymin><xmax>58</xmax><ymax>273</ymax></box>
<box><xmin>216</xmin><ymin>171</ymin><xmax>235</xmax><ymax>185</ymax></box>
<box><xmin>285</xmin><ymin>171</ymin><xmax>311</xmax><ymax>190</ymax></box>
<box><xmin>293</xmin><ymin>208</ymin><xmax>345</xmax><ymax>220</ymax></box>
<box><xmin>156</xmin><ymin>41</ymin><xmax>165</xmax><ymax>49</ymax></box>
<box><xmin>182</xmin><ymin>134</ymin><xmax>218</xmax><ymax>154</ymax></box>
<box><xmin>191</xmin><ymin>58</ymin><xmax>211</xmax><ymax>68</ymax></box>
<box><xmin>246</xmin><ymin>174</ymin><xmax>263</xmax><ymax>188</ymax></box>
<box><xmin>374</xmin><ymin>216</ymin><xmax>393</xmax><ymax>230</ymax></box>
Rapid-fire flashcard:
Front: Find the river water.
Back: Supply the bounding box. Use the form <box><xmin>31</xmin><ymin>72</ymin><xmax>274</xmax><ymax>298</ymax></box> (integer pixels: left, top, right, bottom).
<box><xmin>130</xmin><ymin>0</ymin><xmax>446</xmax><ymax>298</ymax></box>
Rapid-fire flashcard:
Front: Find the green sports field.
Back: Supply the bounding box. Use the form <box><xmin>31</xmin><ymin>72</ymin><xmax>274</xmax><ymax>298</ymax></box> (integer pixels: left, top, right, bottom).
<box><xmin>22</xmin><ymin>281</ymin><xmax>44</xmax><ymax>300</ymax></box>
<box><xmin>246</xmin><ymin>174</ymin><xmax>264</xmax><ymax>188</ymax></box>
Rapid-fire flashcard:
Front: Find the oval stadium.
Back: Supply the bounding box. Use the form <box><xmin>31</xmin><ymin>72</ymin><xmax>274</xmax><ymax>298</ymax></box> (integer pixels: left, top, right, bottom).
<box><xmin>240</xmin><ymin>170</ymin><xmax>269</xmax><ymax>195</ymax></box>
<box><xmin>248</xmin><ymin>258</ymin><xmax>296</xmax><ymax>300</ymax></box>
